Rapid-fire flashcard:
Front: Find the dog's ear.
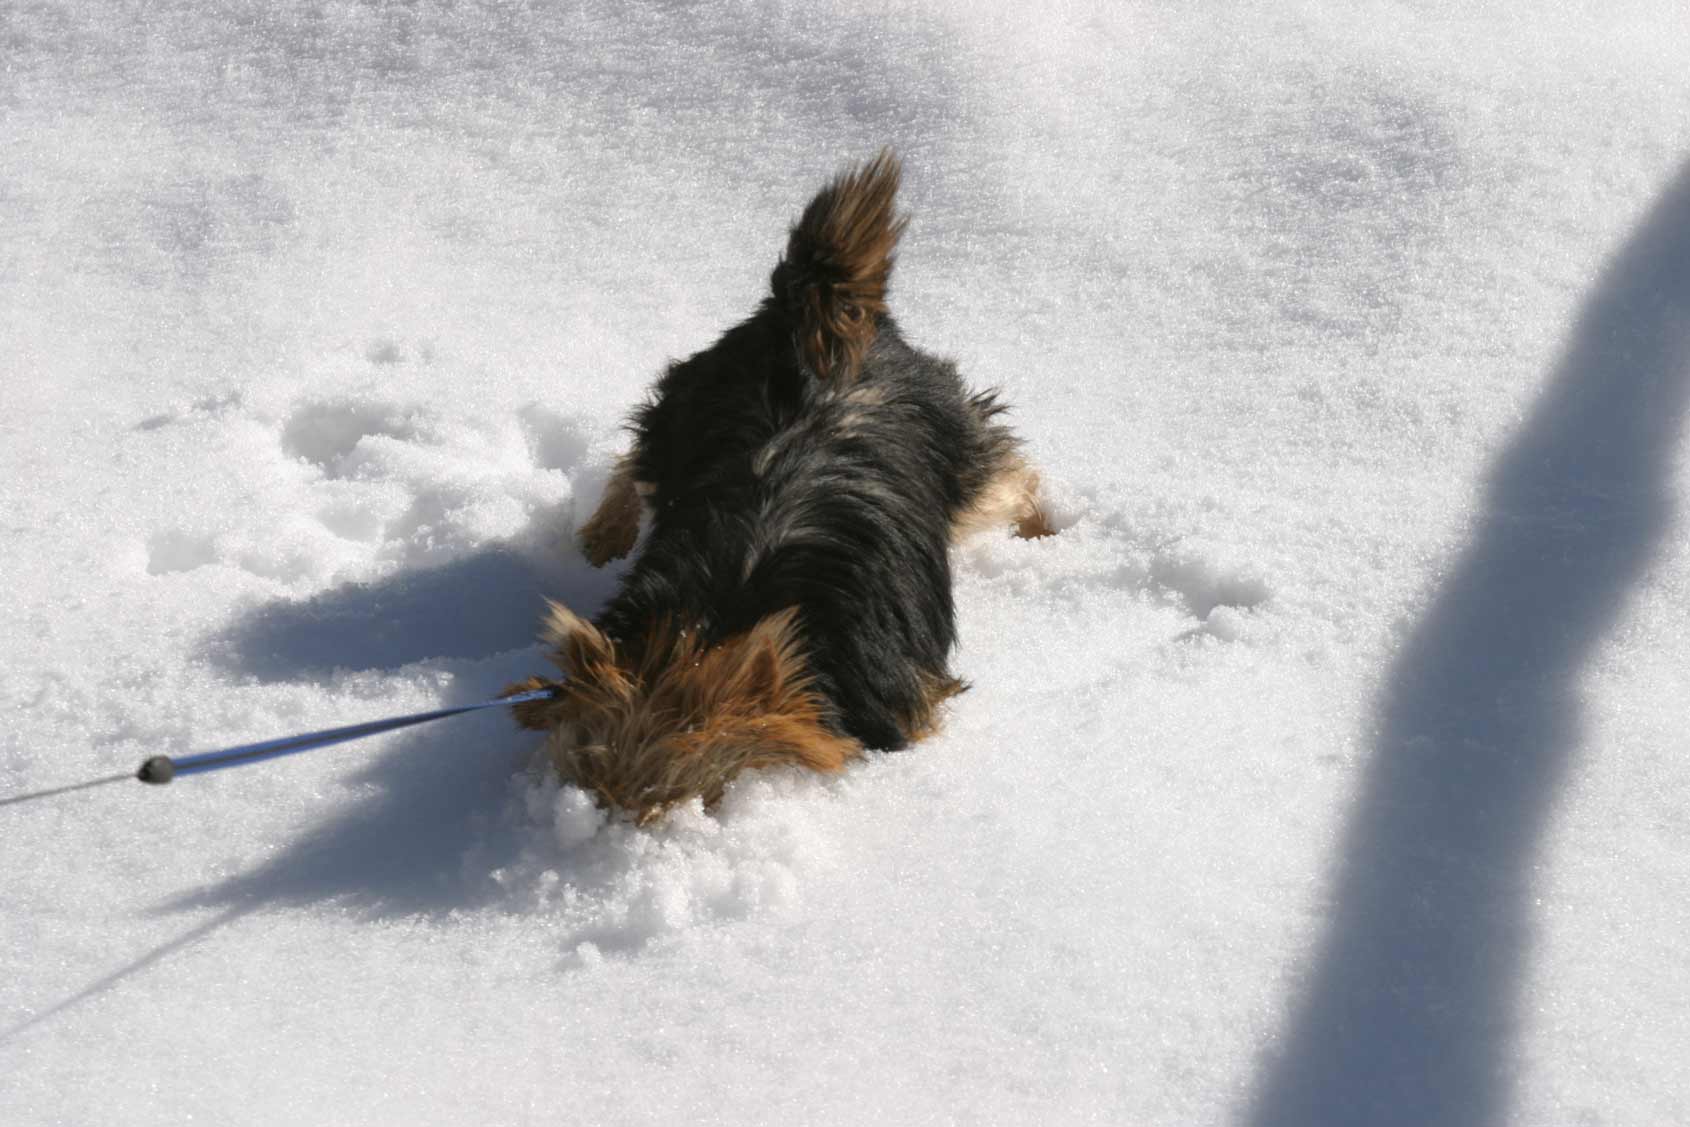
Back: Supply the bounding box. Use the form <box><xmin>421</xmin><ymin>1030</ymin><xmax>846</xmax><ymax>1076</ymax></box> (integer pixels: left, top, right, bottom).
<box><xmin>775</xmin><ymin>150</ymin><xmax>908</xmax><ymax>385</ymax></box>
<box><xmin>696</xmin><ymin>607</ymin><xmax>806</xmax><ymax>712</ymax></box>
<box><xmin>741</xmin><ymin>607</ymin><xmax>805</xmax><ymax>704</ymax></box>
<box><xmin>542</xmin><ymin>599</ymin><xmax>614</xmax><ymax>676</ymax></box>
<box><xmin>739</xmin><ymin>632</ymin><xmax>789</xmax><ymax>708</ymax></box>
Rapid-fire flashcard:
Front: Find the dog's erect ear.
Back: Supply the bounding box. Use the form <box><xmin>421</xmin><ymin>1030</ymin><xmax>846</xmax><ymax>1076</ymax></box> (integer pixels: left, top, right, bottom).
<box><xmin>745</xmin><ymin>640</ymin><xmax>783</xmax><ymax>703</ymax></box>
<box><xmin>742</xmin><ymin>607</ymin><xmax>805</xmax><ymax>704</ymax></box>
<box><xmin>740</xmin><ymin>630</ymin><xmax>790</xmax><ymax>707</ymax></box>
<box><xmin>698</xmin><ymin>607</ymin><xmax>806</xmax><ymax>711</ymax></box>
<box><xmin>542</xmin><ymin>599</ymin><xmax>613</xmax><ymax>675</ymax></box>
<box><xmin>775</xmin><ymin>149</ymin><xmax>908</xmax><ymax>385</ymax></box>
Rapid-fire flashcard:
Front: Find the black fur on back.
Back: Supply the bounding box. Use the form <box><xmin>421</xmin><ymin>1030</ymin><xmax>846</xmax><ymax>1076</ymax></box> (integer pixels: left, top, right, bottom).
<box><xmin>596</xmin><ymin>307</ymin><xmax>1017</xmax><ymax>751</ymax></box>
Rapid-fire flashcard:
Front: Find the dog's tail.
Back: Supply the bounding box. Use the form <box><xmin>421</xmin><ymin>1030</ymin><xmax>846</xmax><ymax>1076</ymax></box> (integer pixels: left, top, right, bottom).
<box><xmin>773</xmin><ymin>150</ymin><xmax>908</xmax><ymax>385</ymax></box>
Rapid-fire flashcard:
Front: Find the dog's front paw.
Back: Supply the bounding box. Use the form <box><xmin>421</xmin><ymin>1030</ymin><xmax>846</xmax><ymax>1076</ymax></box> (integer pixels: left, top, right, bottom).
<box><xmin>576</xmin><ymin>464</ymin><xmax>643</xmax><ymax>566</ymax></box>
<box><xmin>577</xmin><ymin>514</ymin><xmax>637</xmax><ymax>567</ymax></box>
<box><xmin>502</xmin><ymin>678</ymin><xmax>567</xmax><ymax>731</ymax></box>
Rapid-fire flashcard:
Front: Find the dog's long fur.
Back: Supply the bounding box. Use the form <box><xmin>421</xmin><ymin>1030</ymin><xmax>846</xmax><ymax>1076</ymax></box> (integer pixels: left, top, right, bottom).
<box><xmin>509</xmin><ymin>151</ymin><xmax>1047</xmax><ymax>821</ymax></box>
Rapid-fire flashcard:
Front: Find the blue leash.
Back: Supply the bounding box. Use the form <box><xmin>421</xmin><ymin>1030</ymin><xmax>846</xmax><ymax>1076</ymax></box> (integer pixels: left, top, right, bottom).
<box><xmin>0</xmin><ymin>687</ymin><xmax>557</xmax><ymax>808</ymax></box>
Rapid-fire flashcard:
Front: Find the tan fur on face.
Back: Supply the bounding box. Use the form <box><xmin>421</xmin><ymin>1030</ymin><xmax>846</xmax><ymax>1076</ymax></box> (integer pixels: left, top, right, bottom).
<box><xmin>523</xmin><ymin>602</ymin><xmax>860</xmax><ymax>822</ymax></box>
<box><xmin>577</xmin><ymin>456</ymin><xmax>646</xmax><ymax>566</ymax></box>
<box><xmin>952</xmin><ymin>453</ymin><xmax>1053</xmax><ymax>543</ymax></box>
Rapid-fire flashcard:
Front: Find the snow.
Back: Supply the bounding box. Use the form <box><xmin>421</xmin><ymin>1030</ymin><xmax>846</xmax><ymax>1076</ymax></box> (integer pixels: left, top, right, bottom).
<box><xmin>4</xmin><ymin>2</ymin><xmax>1689</xmax><ymax>1124</ymax></box>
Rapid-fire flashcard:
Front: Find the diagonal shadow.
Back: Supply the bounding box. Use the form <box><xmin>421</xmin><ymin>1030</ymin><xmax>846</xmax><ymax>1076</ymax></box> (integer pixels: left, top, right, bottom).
<box><xmin>0</xmin><ymin>904</ymin><xmax>254</xmax><ymax>1047</ymax></box>
<box><xmin>1245</xmin><ymin>163</ymin><xmax>1690</xmax><ymax>1126</ymax></box>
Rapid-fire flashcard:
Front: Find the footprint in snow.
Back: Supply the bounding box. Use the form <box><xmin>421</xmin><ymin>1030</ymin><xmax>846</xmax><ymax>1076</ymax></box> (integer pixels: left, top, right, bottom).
<box><xmin>280</xmin><ymin>399</ymin><xmax>421</xmax><ymax>480</ymax></box>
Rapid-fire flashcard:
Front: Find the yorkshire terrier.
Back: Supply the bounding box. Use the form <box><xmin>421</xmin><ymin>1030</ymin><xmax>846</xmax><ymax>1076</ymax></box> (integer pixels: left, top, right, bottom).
<box><xmin>506</xmin><ymin>151</ymin><xmax>1048</xmax><ymax>822</ymax></box>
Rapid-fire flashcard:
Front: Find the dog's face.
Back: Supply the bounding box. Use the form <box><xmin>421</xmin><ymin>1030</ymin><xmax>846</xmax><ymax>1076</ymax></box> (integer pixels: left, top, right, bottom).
<box><xmin>531</xmin><ymin>602</ymin><xmax>858</xmax><ymax>820</ymax></box>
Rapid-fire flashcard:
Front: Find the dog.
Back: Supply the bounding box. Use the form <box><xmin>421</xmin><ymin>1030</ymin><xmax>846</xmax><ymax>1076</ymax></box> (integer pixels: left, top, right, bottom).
<box><xmin>506</xmin><ymin>151</ymin><xmax>1048</xmax><ymax>822</ymax></box>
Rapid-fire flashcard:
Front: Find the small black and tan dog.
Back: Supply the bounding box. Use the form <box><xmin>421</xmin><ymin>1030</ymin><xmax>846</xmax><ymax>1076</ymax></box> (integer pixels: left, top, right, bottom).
<box><xmin>507</xmin><ymin>151</ymin><xmax>1047</xmax><ymax>821</ymax></box>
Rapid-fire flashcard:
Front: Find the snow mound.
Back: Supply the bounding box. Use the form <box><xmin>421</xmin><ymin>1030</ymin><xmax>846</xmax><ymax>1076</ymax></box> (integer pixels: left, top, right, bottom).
<box><xmin>489</xmin><ymin>766</ymin><xmax>841</xmax><ymax>958</ymax></box>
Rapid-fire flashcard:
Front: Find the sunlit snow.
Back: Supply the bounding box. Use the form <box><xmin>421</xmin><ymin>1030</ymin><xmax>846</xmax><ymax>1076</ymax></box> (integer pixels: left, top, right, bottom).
<box><xmin>3</xmin><ymin>3</ymin><xmax>1688</xmax><ymax>1124</ymax></box>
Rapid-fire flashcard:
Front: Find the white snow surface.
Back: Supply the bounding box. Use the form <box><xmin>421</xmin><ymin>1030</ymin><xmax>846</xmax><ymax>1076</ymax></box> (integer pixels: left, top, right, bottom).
<box><xmin>4</xmin><ymin>3</ymin><xmax>1690</xmax><ymax>1124</ymax></box>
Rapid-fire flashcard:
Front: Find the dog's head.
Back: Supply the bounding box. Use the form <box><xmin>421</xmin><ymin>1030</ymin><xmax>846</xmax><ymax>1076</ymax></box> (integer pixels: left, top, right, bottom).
<box><xmin>531</xmin><ymin>601</ymin><xmax>859</xmax><ymax>821</ymax></box>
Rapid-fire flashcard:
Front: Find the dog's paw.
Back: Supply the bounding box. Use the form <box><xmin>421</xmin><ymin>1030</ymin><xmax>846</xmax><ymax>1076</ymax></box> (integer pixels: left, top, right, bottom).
<box><xmin>503</xmin><ymin>678</ymin><xmax>568</xmax><ymax>731</ymax></box>
<box><xmin>1014</xmin><ymin>501</ymin><xmax>1057</xmax><ymax>541</ymax></box>
<box><xmin>576</xmin><ymin>461</ymin><xmax>643</xmax><ymax>566</ymax></box>
<box><xmin>577</xmin><ymin>516</ymin><xmax>636</xmax><ymax>567</ymax></box>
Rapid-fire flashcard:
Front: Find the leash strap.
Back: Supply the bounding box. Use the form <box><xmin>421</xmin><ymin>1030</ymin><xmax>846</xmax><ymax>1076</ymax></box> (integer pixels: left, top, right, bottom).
<box><xmin>0</xmin><ymin>687</ymin><xmax>559</xmax><ymax>807</ymax></box>
<box><xmin>137</xmin><ymin>687</ymin><xmax>558</xmax><ymax>783</ymax></box>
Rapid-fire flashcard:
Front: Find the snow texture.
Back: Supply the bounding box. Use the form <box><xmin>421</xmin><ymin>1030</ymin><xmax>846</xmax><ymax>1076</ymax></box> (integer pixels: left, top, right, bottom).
<box><xmin>3</xmin><ymin>2</ymin><xmax>1689</xmax><ymax>1124</ymax></box>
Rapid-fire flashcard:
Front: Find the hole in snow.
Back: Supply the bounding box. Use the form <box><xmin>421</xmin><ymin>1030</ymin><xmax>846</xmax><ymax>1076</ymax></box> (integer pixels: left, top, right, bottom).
<box><xmin>1150</xmin><ymin>551</ymin><xmax>1271</xmax><ymax>620</ymax></box>
<box><xmin>365</xmin><ymin>339</ymin><xmax>404</xmax><ymax>365</ymax></box>
<box><xmin>281</xmin><ymin>400</ymin><xmax>420</xmax><ymax>478</ymax></box>
<box><xmin>146</xmin><ymin>530</ymin><xmax>217</xmax><ymax>575</ymax></box>
<box><xmin>517</xmin><ymin>404</ymin><xmax>594</xmax><ymax>474</ymax></box>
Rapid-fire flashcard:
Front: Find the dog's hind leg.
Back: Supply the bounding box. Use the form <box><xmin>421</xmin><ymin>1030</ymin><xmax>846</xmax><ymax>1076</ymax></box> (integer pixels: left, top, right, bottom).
<box><xmin>952</xmin><ymin>451</ymin><xmax>1053</xmax><ymax>543</ymax></box>
<box><xmin>577</xmin><ymin>455</ymin><xmax>646</xmax><ymax>566</ymax></box>
<box><xmin>899</xmin><ymin>670</ymin><xmax>970</xmax><ymax>744</ymax></box>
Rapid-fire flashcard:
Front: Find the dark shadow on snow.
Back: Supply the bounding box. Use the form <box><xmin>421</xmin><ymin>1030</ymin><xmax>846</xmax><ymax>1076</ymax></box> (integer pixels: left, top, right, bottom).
<box><xmin>1244</xmin><ymin>163</ymin><xmax>1690</xmax><ymax>1126</ymax></box>
<box><xmin>204</xmin><ymin>538</ymin><xmax>621</xmax><ymax>684</ymax></box>
<box><xmin>166</xmin><ymin>515</ymin><xmax>626</xmax><ymax>919</ymax></box>
<box><xmin>7</xmin><ymin>521</ymin><xmax>626</xmax><ymax>1043</ymax></box>
<box><xmin>157</xmin><ymin>702</ymin><xmax>543</xmax><ymax>919</ymax></box>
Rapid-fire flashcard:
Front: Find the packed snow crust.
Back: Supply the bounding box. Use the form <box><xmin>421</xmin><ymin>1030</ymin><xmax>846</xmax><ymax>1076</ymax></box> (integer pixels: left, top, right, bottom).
<box><xmin>4</xmin><ymin>3</ymin><xmax>1689</xmax><ymax>1124</ymax></box>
